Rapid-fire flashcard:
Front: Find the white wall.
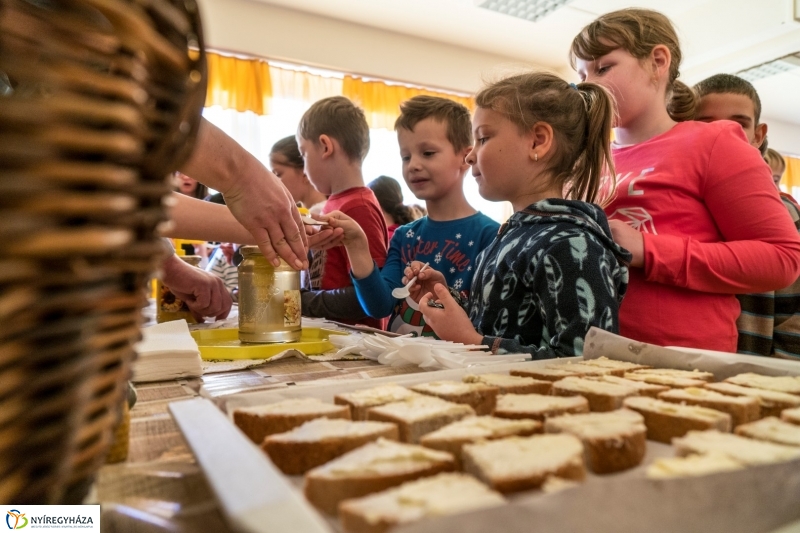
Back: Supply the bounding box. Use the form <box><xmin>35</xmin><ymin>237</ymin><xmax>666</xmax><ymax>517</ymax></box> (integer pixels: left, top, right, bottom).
<box><xmin>196</xmin><ymin>0</ymin><xmax>543</xmax><ymax>94</ymax></box>
<box><xmin>764</xmin><ymin>117</ymin><xmax>800</xmax><ymax>157</ymax></box>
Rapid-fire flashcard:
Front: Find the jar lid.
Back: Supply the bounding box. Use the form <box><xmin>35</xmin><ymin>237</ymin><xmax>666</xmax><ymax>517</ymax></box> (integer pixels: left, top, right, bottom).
<box><xmin>239</xmin><ymin>246</ymin><xmax>292</xmax><ymax>267</ymax></box>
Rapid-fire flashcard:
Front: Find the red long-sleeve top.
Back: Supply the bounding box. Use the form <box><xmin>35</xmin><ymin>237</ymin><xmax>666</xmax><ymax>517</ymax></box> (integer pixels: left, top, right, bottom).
<box><xmin>607</xmin><ymin>120</ymin><xmax>800</xmax><ymax>352</ymax></box>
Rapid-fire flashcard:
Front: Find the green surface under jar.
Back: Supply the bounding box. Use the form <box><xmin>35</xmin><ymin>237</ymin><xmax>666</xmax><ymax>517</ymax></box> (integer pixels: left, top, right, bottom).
<box><xmin>237</xmin><ymin>246</ymin><xmax>302</xmax><ymax>343</ymax></box>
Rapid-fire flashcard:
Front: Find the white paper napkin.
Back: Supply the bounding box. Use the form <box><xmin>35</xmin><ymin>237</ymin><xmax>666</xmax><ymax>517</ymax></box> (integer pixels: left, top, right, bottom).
<box><xmin>133</xmin><ymin>320</ymin><xmax>203</xmax><ymax>382</ymax></box>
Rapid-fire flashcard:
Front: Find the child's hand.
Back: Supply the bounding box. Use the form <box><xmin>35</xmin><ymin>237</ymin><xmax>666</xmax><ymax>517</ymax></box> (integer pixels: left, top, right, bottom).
<box><xmin>322</xmin><ymin>211</ymin><xmax>368</xmax><ymax>248</ymax></box>
<box><xmin>608</xmin><ymin>220</ymin><xmax>644</xmax><ymax>267</ymax></box>
<box><xmin>306</xmin><ymin>224</ymin><xmax>344</xmax><ymax>251</ymax></box>
<box><xmin>403</xmin><ymin>262</ymin><xmax>447</xmax><ymax>302</ymax></box>
<box><xmin>419</xmin><ymin>284</ymin><xmax>483</xmax><ymax>345</ymax></box>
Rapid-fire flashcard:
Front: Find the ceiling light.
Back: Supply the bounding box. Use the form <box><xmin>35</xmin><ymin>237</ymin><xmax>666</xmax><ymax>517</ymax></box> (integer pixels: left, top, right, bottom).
<box><xmin>475</xmin><ymin>0</ymin><xmax>574</xmax><ymax>23</ymax></box>
<box><xmin>737</xmin><ymin>53</ymin><xmax>800</xmax><ymax>82</ymax></box>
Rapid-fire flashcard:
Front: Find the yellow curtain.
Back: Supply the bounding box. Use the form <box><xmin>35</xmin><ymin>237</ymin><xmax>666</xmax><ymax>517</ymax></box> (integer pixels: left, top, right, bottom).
<box><xmin>342</xmin><ymin>76</ymin><xmax>475</xmax><ymax>130</ymax></box>
<box><xmin>269</xmin><ymin>65</ymin><xmax>343</xmax><ymax>103</ymax></box>
<box><xmin>205</xmin><ymin>52</ymin><xmax>272</xmax><ymax>114</ymax></box>
<box><xmin>783</xmin><ymin>156</ymin><xmax>800</xmax><ymax>193</ymax></box>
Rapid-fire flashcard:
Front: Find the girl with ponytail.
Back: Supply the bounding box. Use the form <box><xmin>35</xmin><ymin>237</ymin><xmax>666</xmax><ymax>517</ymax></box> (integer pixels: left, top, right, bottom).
<box><xmin>410</xmin><ymin>71</ymin><xmax>631</xmax><ymax>358</ymax></box>
<box><xmin>571</xmin><ymin>9</ymin><xmax>800</xmax><ymax>352</ymax></box>
<box><xmin>368</xmin><ymin>175</ymin><xmax>417</xmax><ymax>240</ymax></box>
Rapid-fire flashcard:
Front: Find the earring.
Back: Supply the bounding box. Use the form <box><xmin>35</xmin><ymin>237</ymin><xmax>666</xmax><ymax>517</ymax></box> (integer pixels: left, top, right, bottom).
<box><xmin>534</xmin><ymin>153</ymin><xmax>538</xmax><ymax>162</ymax></box>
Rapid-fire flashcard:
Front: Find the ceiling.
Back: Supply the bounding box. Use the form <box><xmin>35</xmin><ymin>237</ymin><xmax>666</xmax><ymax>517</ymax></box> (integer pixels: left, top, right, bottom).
<box><xmin>252</xmin><ymin>0</ymin><xmax>800</xmax><ymax>125</ymax></box>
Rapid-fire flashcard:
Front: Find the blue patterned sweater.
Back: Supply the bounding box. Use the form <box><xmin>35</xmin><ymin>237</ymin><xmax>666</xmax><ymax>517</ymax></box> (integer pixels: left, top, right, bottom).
<box><xmin>468</xmin><ymin>199</ymin><xmax>631</xmax><ymax>359</ymax></box>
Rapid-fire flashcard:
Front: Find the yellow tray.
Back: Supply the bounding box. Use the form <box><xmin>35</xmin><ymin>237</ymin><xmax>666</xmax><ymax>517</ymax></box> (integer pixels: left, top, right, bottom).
<box><xmin>191</xmin><ymin>327</ymin><xmax>348</xmax><ymax>361</ymax></box>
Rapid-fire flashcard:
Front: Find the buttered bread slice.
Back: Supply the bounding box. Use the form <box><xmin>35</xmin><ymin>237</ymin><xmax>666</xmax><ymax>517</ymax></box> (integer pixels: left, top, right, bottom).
<box><xmin>646</xmin><ymin>452</ymin><xmax>744</xmax><ymax>479</ymax></box>
<box><xmin>545</xmin><ymin>362</ymin><xmax>622</xmax><ymax>377</ymax></box>
<box><xmin>783</xmin><ymin>407</ymin><xmax>800</xmax><ymax>425</ymax></box>
<box><xmin>510</xmin><ymin>367</ymin><xmax>583</xmax><ymax>382</ymax></box>
<box><xmin>630</xmin><ymin>368</ymin><xmax>715</xmax><ymax>382</ymax></box>
<box><xmin>339</xmin><ymin>473</ymin><xmax>505</xmax><ymax>533</ymax></box>
<box><xmin>579</xmin><ymin>356</ymin><xmax>651</xmax><ymax>372</ymax></box>
<box><xmin>545</xmin><ymin>410</ymin><xmax>647</xmax><ymax>474</ymax></box>
<box><xmin>494</xmin><ymin>393</ymin><xmax>589</xmax><ymax>421</ymax></box>
<box><xmin>462</xmin><ymin>434</ymin><xmax>585</xmax><ymax>493</ymax></box>
<box><xmin>588</xmin><ymin>375</ymin><xmax>669</xmax><ymax>398</ymax></box>
<box><xmin>551</xmin><ymin>376</ymin><xmax>639</xmax><ymax>412</ymax></box>
<box><xmin>367</xmin><ymin>395</ymin><xmax>474</xmax><ymax>443</ymax></box>
<box><xmin>734</xmin><ymin>417</ymin><xmax>800</xmax><ymax>447</ymax></box>
<box><xmin>659</xmin><ymin>387</ymin><xmax>760</xmax><ymax>427</ymax></box>
<box><xmin>463</xmin><ymin>373</ymin><xmax>552</xmax><ymax>395</ymax></box>
<box><xmin>410</xmin><ymin>380</ymin><xmax>499</xmax><ymax>416</ymax></box>
<box><xmin>705</xmin><ymin>382</ymin><xmax>800</xmax><ymax>418</ymax></box>
<box><xmin>420</xmin><ymin>416</ymin><xmax>542</xmax><ymax>467</ymax></box>
<box><xmin>623</xmin><ymin>372</ymin><xmax>709</xmax><ymax>389</ymax></box>
<box><xmin>724</xmin><ymin>373</ymin><xmax>800</xmax><ymax>395</ymax></box>
<box><xmin>233</xmin><ymin>398</ymin><xmax>350</xmax><ymax>444</ymax></box>
<box><xmin>304</xmin><ymin>438</ymin><xmax>455</xmax><ymax>515</ymax></box>
<box><xmin>335</xmin><ymin>384</ymin><xmax>421</xmax><ymax>421</ymax></box>
<box><xmin>622</xmin><ymin>396</ymin><xmax>731</xmax><ymax>443</ymax></box>
<box><xmin>263</xmin><ymin>418</ymin><xmax>399</xmax><ymax>475</ymax></box>
<box><xmin>673</xmin><ymin>430</ymin><xmax>800</xmax><ymax>465</ymax></box>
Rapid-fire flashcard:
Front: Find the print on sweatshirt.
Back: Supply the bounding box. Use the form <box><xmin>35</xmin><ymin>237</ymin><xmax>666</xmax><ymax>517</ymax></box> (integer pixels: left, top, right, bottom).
<box><xmin>466</xmin><ymin>199</ymin><xmax>631</xmax><ymax>359</ymax></box>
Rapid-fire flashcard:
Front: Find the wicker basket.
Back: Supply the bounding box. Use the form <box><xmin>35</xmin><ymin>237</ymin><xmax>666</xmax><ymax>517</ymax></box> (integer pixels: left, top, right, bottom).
<box><xmin>0</xmin><ymin>0</ymin><xmax>206</xmax><ymax>503</ymax></box>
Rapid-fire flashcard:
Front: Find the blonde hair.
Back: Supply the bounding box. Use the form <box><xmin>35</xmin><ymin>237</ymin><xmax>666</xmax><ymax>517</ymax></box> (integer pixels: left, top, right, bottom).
<box><xmin>765</xmin><ymin>148</ymin><xmax>786</xmax><ymax>176</ymax></box>
<box><xmin>475</xmin><ymin>72</ymin><xmax>616</xmax><ymax>205</ymax></box>
<box><xmin>570</xmin><ymin>8</ymin><xmax>696</xmax><ymax>123</ymax></box>
<box><xmin>297</xmin><ymin>96</ymin><xmax>370</xmax><ymax>162</ymax></box>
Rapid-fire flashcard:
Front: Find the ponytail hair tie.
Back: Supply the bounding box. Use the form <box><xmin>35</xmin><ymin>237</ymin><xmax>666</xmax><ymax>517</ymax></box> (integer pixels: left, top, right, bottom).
<box><xmin>569</xmin><ymin>82</ymin><xmax>578</xmax><ymax>90</ymax></box>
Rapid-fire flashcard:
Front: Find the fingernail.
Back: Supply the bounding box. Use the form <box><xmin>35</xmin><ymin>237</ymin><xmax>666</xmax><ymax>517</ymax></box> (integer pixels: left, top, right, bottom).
<box><xmin>272</xmin><ymin>258</ymin><xmax>280</xmax><ymax>267</ymax></box>
<box><xmin>294</xmin><ymin>259</ymin><xmax>304</xmax><ymax>269</ymax></box>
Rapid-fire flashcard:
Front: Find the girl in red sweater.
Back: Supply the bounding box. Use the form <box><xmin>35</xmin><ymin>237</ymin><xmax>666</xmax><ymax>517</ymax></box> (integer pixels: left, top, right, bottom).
<box><xmin>570</xmin><ymin>9</ymin><xmax>800</xmax><ymax>352</ymax></box>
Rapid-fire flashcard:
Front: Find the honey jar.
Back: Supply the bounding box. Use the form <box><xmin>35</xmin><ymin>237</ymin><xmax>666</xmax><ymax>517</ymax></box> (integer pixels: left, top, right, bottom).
<box><xmin>156</xmin><ymin>254</ymin><xmax>202</xmax><ymax>324</ymax></box>
<box><xmin>238</xmin><ymin>246</ymin><xmax>302</xmax><ymax>343</ymax></box>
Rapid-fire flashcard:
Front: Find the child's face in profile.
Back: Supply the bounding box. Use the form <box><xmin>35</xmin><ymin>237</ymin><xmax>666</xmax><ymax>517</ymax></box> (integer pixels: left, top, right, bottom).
<box><xmin>296</xmin><ymin>135</ymin><xmax>330</xmax><ymax>195</ymax></box>
<box><xmin>695</xmin><ymin>92</ymin><xmax>765</xmax><ymax>150</ymax></box>
<box><xmin>397</xmin><ymin>118</ymin><xmax>468</xmax><ymax>202</ymax></box>
<box><xmin>467</xmin><ymin>107</ymin><xmax>534</xmax><ymax>204</ymax></box>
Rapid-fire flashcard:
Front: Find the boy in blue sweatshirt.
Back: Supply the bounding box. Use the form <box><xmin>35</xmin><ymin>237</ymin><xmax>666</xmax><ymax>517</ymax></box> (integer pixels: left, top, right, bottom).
<box><xmin>326</xmin><ymin>96</ymin><xmax>499</xmax><ymax>335</ymax></box>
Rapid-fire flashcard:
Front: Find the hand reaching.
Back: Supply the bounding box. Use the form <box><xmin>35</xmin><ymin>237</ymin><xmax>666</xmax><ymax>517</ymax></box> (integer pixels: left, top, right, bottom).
<box><xmin>161</xmin><ymin>254</ymin><xmax>232</xmax><ymax>322</ymax></box>
<box><xmin>418</xmin><ymin>284</ymin><xmax>483</xmax><ymax>345</ymax></box>
<box><xmin>403</xmin><ymin>261</ymin><xmax>447</xmax><ymax>302</ymax></box>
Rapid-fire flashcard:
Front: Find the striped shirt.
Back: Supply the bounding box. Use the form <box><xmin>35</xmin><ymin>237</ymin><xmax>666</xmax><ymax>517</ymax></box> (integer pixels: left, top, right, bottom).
<box><xmin>206</xmin><ymin>248</ymin><xmax>238</xmax><ymax>293</ymax></box>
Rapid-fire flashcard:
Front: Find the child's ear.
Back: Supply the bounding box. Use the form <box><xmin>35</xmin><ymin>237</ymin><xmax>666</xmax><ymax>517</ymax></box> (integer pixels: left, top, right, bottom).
<box><xmin>754</xmin><ymin>123</ymin><xmax>768</xmax><ymax>150</ymax></box>
<box><xmin>458</xmin><ymin>145</ymin><xmax>472</xmax><ymax>171</ymax></box>
<box><xmin>530</xmin><ymin>122</ymin><xmax>554</xmax><ymax>162</ymax></box>
<box><xmin>318</xmin><ymin>134</ymin><xmax>335</xmax><ymax>159</ymax></box>
<box><xmin>650</xmin><ymin>44</ymin><xmax>672</xmax><ymax>80</ymax></box>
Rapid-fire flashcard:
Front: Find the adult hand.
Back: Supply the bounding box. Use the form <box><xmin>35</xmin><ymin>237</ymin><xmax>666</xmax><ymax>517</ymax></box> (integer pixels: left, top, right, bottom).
<box><xmin>419</xmin><ymin>284</ymin><xmax>483</xmax><ymax>345</ymax></box>
<box><xmin>403</xmin><ymin>261</ymin><xmax>447</xmax><ymax>302</ymax></box>
<box><xmin>161</xmin><ymin>254</ymin><xmax>232</xmax><ymax>322</ymax></box>
<box><xmin>180</xmin><ymin>119</ymin><xmax>308</xmax><ymax>270</ymax></box>
<box><xmin>608</xmin><ymin>219</ymin><xmax>644</xmax><ymax>267</ymax></box>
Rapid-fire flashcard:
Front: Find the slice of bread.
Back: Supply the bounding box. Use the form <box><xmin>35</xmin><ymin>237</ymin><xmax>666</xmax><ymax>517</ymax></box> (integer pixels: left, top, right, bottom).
<box><xmin>233</xmin><ymin>398</ymin><xmax>350</xmax><ymax>444</ymax></box>
<box><xmin>410</xmin><ymin>381</ymin><xmax>499</xmax><ymax>416</ymax></box>
<box><xmin>463</xmin><ymin>373</ymin><xmax>552</xmax><ymax>395</ymax></box>
<box><xmin>672</xmin><ymin>430</ymin><xmax>800</xmax><ymax>465</ymax></box>
<box><xmin>420</xmin><ymin>416</ymin><xmax>542</xmax><ymax>468</ymax></box>
<box><xmin>262</xmin><ymin>418</ymin><xmax>399</xmax><ymax>475</ymax></box>
<box><xmin>551</xmin><ymin>377</ymin><xmax>639</xmax><ymax>412</ymax></box>
<box><xmin>338</xmin><ymin>473</ymin><xmax>505</xmax><ymax>533</ymax></box>
<box><xmin>622</xmin><ymin>372</ymin><xmax>709</xmax><ymax>389</ymax></box>
<box><xmin>783</xmin><ymin>407</ymin><xmax>800</xmax><ymax>425</ymax></box>
<box><xmin>494</xmin><ymin>393</ymin><xmax>589</xmax><ymax>421</ymax></box>
<box><xmin>544</xmin><ymin>409</ymin><xmax>646</xmax><ymax>474</ymax></box>
<box><xmin>587</xmin><ymin>375</ymin><xmax>669</xmax><ymax>398</ymax></box>
<box><xmin>659</xmin><ymin>387</ymin><xmax>760</xmax><ymax>427</ymax></box>
<box><xmin>734</xmin><ymin>417</ymin><xmax>800</xmax><ymax>447</ymax></box>
<box><xmin>622</xmin><ymin>396</ymin><xmax>731</xmax><ymax>443</ymax></box>
<box><xmin>579</xmin><ymin>356</ymin><xmax>651</xmax><ymax>372</ymax></box>
<box><xmin>462</xmin><ymin>434</ymin><xmax>585</xmax><ymax>493</ymax></box>
<box><xmin>724</xmin><ymin>373</ymin><xmax>800</xmax><ymax>395</ymax></box>
<box><xmin>510</xmin><ymin>367</ymin><xmax>582</xmax><ymax>382</ymax></box>
<box><xmin>705</xmin><ymin>382</ymin><xmax>800</xmax><ymax>418</ymax></box>
<box><xmin>304</xmin><ymin>438</ymin><xmax>456</xmax><ymax>515</ymax></box>
<box><xmin>646</xmin><ymin>452</ymin><xmax>744</xmax><ymax>479</ymax></box>
<box><xmin>335</xmin><ymin>385</ymin><xmax>421</xmax><ymax>421</ymax></box>
<box><xmin>366</xmin><ymin>395</ymin><xmax>474</xmax><ymax>443</ymax></box>
<box><xmin>545</xmin><ymin>362</ymin><xmax>623</xmax><ymax>377</ymax></box>
<box><xmin>629</xmin><ymin>368</ymin><xmax>715</xmax><ymax>382</ymax></box>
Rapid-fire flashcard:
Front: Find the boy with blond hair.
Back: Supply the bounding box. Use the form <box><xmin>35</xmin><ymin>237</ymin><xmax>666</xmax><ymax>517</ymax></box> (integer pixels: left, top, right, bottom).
<box><xmin>694</xmin><ymin>73</ymin><xmax>800</xmax><ymax>359</ymax></box>
<box><xmin>326</xmin><ymin>95</ymin><xmax>499</xmax><ymax>336</ymax></box>
<box><xmin>297</xmin><ymin>96</ymin><xmax>388</xmax><ymax>328</ymax></box>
